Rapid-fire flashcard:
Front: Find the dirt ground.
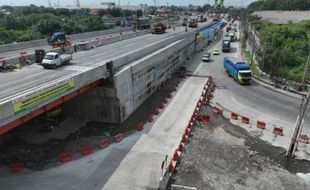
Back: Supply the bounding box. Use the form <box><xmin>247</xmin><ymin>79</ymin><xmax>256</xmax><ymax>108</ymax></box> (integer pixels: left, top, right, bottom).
<box><xmin>168</xmin><ymin>105</ymin><xmax>310</xmax><ymax>189</ymax></box>
<box><xmin>0</xmin><ymin>74</ymin><xmax>183</xmax><ymax>170</ymax></box>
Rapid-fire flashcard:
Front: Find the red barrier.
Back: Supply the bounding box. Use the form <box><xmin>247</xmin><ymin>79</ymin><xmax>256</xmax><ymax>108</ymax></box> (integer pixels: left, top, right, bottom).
<box><xmin>10</xmin><ymin>163</ymin><xmax>24</xmax><ymax>173</ymax></box>
<box><xmin>159</xmin><ymin>102</ymin><xmax>165</xmax><ymax>109</ymax></box>
<box><xmin>100</xmin><ymin>139</ymin><xmax>109</xmax><ymax>149</ymax></box>
<box><xmin>213</xmin><ymin>106</ymin><xmax>220</xmax><ymax>114</ymax></box>
<box><xmin>187</xmin><ymin>122</ymin><xmax>192</xmax><ymax>129</ymax></box>
<box><xmin>172</xmin><ymin>86</ymin><xmax>177</xmax><ymax>91</ymax></box>
<box><xmin>167</xmin><ymin>160</ymin><xmax>174</xmax><ymax>172</ymax></box>
<box><xmin>59</xmin><ymin>152</ymin><xmax>73</xmax><ymax>162</ymax></box>
<box><xmin>242</xmin><ymin>116</ymin><xmax>250</xmax><ymax>124</ymax></box>
<box><xmin>114</xmin><ymin>133</ymin><xmax>124</xmax><ymax>142</ymax></box>
<box><xmin>137</xmin><ymin>122</ymin><xmax>144</xmax><ymax>131</ymax></box>
<box><xmin>80</xmin><ymin>145</ymin><xmax>93</xmax><ymax>155</ymax></box>
<box><xmin>163</xmin><ymin>98</ymin><xmax>168</xmax><ymax>104</ymax></box>
<box><xmin>167</xmin><ymin>93</ymin><xmax>172</xmax><ymax>99</ymax></box>
<box><xmin>256</xmin><ymin>121</ymin><xmax>266</xmax><ymax>129</ymax></box>
<box><xmin>181</xmin><ymin>134</ymin><xmax>187</xmax><ymax>143</ymax></box>
<box><xmin>202</xmin><ymin>115</ymin><xmax>210</xmax><ymax>123</ymax></box>
<box><xmin>173</xmin><ymin>150</ymin><xmax>179</xmax><ymax>161</ymax></box>
<box><xmin>148</xmin><ymin>115</ymin><xmax>153</xmax><ymax>123</ymax></box>
<box><xmin>0</xmin><ymin>56</ymin><xmax>6</xmax><ymax>60</ymax></box>
<box><xmin>273</xmin><ymin>127</ymin><xmax>283</xmax><ymax>136</ymax></box>
<box><xmin>154</xmin><ymin>107</ymin><xmax>160</xmax><ymax>115</ymax></box>
<box><xmin>178</xmin><ymin>143</ymin><xmax>183</xmax><ymax>152</ymax></box>
<box><xmin>20</xmin><ymin>51</ymin><xmax>27</xmax><ymax>56</ymax></box>
<box><xmin>299</xmin><ymin>135</ymin><xmax>309</xmax><ymax>144</ymax></box>
<box><xmin>184</xmin><ymin>128</ymin><xmax>189</xmax><ymax>135</ymax></box>
<box><xmin>231</xmin><ymin>112</ymin><xmax>238</xmax><ymax>120</ymax></box>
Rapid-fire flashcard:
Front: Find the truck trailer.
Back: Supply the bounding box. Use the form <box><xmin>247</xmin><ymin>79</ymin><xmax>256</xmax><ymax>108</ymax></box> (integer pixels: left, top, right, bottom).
<box><xmin>224</xmin><ymin>57</ymin><xmax>251</xmax><ymax>84</ymax></box>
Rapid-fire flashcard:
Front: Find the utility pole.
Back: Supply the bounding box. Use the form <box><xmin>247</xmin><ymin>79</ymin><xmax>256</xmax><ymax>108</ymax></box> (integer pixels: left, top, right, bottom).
<box><xmin>286</xmin><ymin>53</ymin><xmax>310</xmax><ymax>157</ymax></box>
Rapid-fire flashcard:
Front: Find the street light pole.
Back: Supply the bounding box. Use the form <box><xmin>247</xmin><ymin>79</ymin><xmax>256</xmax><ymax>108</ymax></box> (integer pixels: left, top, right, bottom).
<box><xmin>286</xmin><ymin>52</ymin><xmax>310</xmax><ymax>158</ymax></box>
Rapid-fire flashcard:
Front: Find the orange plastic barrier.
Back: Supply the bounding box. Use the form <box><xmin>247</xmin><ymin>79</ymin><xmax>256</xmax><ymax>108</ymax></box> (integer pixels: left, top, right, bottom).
<box><xmin>181</xmin><ymin>134</ymin><xmax>187</xmax><ymax>143</ymax></box>
<box><xmin>148</xmin><ymin>115</ymin><xmax>153</xmax><ymax>123</ymax></box>
<box><xmin>213</xmin><ymin>106</ymin><xmax>220</xmax><ymax>114</ymax></box>
<box><xmin>10</xmin><ymin>163</ymin><xmax>24</xmax><ymax>173</ymax></box>
<box><xmin>159</xmin><ymin>102</ymin><xmax>165</xmax><ymax>109</ymax></box>
<box><xmin>100</xmin><ymin>139</ymin><xmax>109</xmax><ymax>149</ymax></box>
<box><xmin>59</xmin><ymin>152</ymin><xmax>73</xmax><ymax>162</ymax></box>
<box><xmin>187</xmin><ymin>122</ymin><xmax>192</xmax><ymax>129</ymax></box>
<box><xmin>154</xmin><ymin>107</ymin><xmax>160</xmax><ymax>115</ymax></box>
<box><xmin>114</xmin><ymin>133</ymin><xmax>124</xmax><ymax>142</ymax></box>
<box><xmin>273</xmin><ymin>127</ymin><xmax>283</xmax><ymax>136</ymax></box>
<box><xmin>178</xmin><ymin>143</ymin><xmax>183</xmax><ymax>152</ymax></box>
<box><xmin>184</xmin><ymin>128</ymin><xmax>189</xmax><ymax>135</ymax></box>
<box><xmin>173</xmin><ymin>150</ymin><xmax>179</xmax><ymax>161</ymax></box>
<box><xmin>137</xmin><ymin>122</ymin><xmax>144</xmax><ymax>131</ymax></box>
<box><xmin>231</xmin><ymin>112</ymin><xmax>238</xmax><ymax>120</ymax></box>
<box><xmin>202</xmin><ymin>115</ymin><xmax>210</xmax><ymax>123</ymax></box>
<box><xmin>163</xmin><ymin>98</ymin><xmax>168</xmax><ymax>104</ymax></box>
<box><xmin>80</xmin><ymin>145</ymin><xmax>93</xmax><ymax>155</ymax></box>
<box><xmin>167</xmin><ymin>160</ymin><xmax>174</xmax><ymax>172</ymax></box>
<box><xmin>172</xmin><ymin>86</ymin><xmax>177</xmax><ymax>92</ymax></box>
<box><xmin>20</xmin><ymin>51</ymin><xmax>27</xmax><ymax>56</ymax></box>
<box><xmin>299</xmin><ymin>135</ymin><xmax>309</xmax><ymax>144</ymax></box>
<box><xmin>256</xmin><ymin>121</ymin><xmax>266</xmax><ymax>129</ymax></box>
<box><xmin>242</xmin><ymin>116</ymin><xmax>250</xmax><ymax>124</ymax></box>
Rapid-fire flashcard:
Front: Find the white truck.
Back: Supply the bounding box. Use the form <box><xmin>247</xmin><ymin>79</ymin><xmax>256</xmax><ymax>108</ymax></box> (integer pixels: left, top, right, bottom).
<box><xmin>42</xmin><ymin>52</ymin><xmax>72</xmax><ymax>69</ymax></box>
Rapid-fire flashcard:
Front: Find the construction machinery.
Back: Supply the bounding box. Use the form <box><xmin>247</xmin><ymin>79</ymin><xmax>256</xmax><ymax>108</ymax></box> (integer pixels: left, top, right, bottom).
<box><xmin>151</xmin><ymin>23</ymin><xmax>167</xmax><ymax>34</ymax></box>
<box><xmin>47</xmin><ymin>32</ymin><xmax>72</xmax><ymax>48</ymax></box>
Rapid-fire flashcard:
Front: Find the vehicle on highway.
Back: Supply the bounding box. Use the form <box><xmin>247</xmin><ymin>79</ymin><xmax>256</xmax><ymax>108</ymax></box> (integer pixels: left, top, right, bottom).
<box><xmin>137</xmin><ymin>18</ymin><xmax>151</xmax><ymax>30</ymax></box>
<box><xmin>47</xmin><ymin>32</ymin><xmax>72</xmax><ymax>48</ymax></box>
<box><xmin>151</xmin><ymin>23</ymin><xmax>167</xmax><ymax>34</ymax></box>
<box><xmin>228</xmin><ymin>31</ymin><xmax>237</xmax><ymax>42</ymax></box>
<box><xmin>188</xmin><ymin>19</ymin><xmax>198</xmax><ymax>28</ymax></box>
<box><xmin>222</xmin><ymin>37</ymin><xmax>231</xmax><ymax>52</ymax></box>
<box><xmin>202</xmin><ymin>53</ymin><xmax>211</xmax><ymax>62</ymax></box>
<box><xmin>224</xmin><ymin>57</ymin><xmax>251</xmax><ymax>84</ymax></box>
<box><xmin>182</xmin><ymin>18</ymin><xmax>187</xmax><ymax>26</ymax></box>
<box><xmin>41</xmin><ymin>52</ymin><xmax>72</xmax><ymax>69</ymax></box>
<box><xmin>213</xmin><ymin>48</ymin><xmax>220</xmax><ymax>55</ymax></box>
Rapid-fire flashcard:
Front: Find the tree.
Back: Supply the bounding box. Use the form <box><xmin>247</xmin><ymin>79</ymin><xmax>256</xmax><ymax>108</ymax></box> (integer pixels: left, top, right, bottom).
<box><xmin>197</xmin><ymin>6</ymin><xmax>204</xmax><ymax>13</ymax></box>
<box><xmin>202</xmin><ymin>4</ymin><xmax>212</xmax><ymax>11</ymax></box>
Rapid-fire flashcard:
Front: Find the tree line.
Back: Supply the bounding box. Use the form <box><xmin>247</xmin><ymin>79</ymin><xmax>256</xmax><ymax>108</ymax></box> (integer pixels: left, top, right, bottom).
<box><xmin>0</xmin><ymin>5</ymin><xmax>142</xmax><ymax>45</ymax></box>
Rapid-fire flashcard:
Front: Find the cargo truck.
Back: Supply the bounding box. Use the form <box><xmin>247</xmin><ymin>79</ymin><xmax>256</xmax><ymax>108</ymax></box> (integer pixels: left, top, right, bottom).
<box><xmin>42</xmin><ymin>52</ymin><xmax>72</xmax><ymax>69</ymax></box>
<box><xmin>224</xmin><ymin>57</ymin><xmax>251</xmax><ymax>84</ymax></box>
<box><xmin>228</xmin><ymin>31</ymin><xmax>236</xmax><ymax>42</ymax></box>
<box><xmin>222</xmin><ymin>37</ymin><xmax>231</xmax><ymax>52</ymax></box>
<box><xmin>188</xmin><ymin>19</ymin><xmax>198</xmax><ymax>28</ymax></box>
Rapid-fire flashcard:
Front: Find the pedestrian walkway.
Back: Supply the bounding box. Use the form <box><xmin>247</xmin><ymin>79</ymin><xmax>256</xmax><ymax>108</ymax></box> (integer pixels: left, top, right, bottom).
<box><xmin>102</xmin><ymin>76</ymin><xmax>207</xmax><ymax>189</ymax></box>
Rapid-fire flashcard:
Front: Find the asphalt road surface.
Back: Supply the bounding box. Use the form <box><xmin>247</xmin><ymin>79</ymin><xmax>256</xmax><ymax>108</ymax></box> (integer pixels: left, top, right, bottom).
<box><xmin>190</xmin><ymin>34</ymin><xmax>310</xmax><ymax>136</ymax></box>
<box><xmin>0</xmin><ymin>27</ymin><xmax>188</xmax><ymax>101</ymax></box>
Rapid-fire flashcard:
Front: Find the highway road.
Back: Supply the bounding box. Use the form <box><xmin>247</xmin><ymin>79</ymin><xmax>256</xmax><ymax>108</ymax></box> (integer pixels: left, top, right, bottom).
<box><xmin>191</xmin><ymin>32</ymin><xmax>310</xmax><ymax>140</ymax></box>
<box><xmin>0</xmin><ymin>28</ymin><xmax>133</xmax><ymax>59</ymax></box>
<box><xmin>0</xmin><ymin>27</ymin><xmax>188</xmax><ymax>102</ymax></box>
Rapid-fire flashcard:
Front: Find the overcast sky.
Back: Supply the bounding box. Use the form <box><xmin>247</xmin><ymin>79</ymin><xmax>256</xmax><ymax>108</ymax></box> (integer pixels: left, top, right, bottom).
<box><xmin>0</xmin><ymin>0</ymin><xmax>257</xmax><ymax>7</ymax></box>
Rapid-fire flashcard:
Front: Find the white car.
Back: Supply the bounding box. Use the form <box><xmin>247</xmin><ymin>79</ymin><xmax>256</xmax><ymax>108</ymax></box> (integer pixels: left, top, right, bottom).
<box><xmin>202</xmin><ymin>53</ymin><xmax>211</xmax><ymax>62</ymax></box>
